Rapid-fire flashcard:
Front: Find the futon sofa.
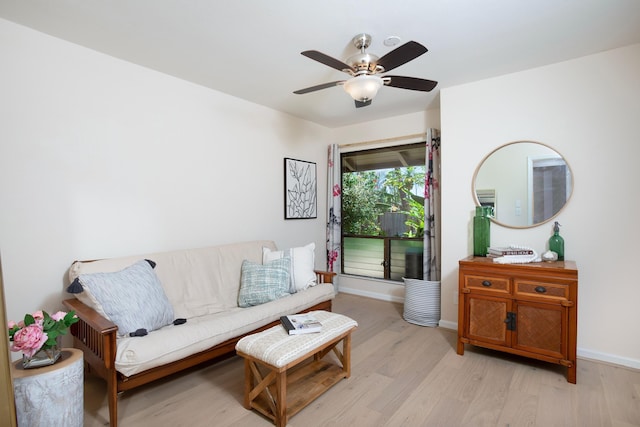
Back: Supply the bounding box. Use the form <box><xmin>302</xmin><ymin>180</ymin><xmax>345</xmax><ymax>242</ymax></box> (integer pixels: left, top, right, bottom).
<box><xmin>62</xmin><ymin>240</ymin><xmax>335</xmax><ymax>427</ymax></box>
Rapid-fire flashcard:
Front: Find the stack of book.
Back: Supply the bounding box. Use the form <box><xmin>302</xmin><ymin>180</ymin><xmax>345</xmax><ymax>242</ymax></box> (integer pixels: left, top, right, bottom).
<box><xmin>487</xmin><ymin>246</ymin><xmax>535</xmax><ymax>258</ymax></box>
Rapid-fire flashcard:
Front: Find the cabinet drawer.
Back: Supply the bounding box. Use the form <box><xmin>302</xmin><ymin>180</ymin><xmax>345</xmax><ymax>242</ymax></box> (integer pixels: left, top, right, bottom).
<box><xmin>465</xmin><ymin>275</ymin><xmax>510</xmax><ymax>294</ymax></box>
<box><xmin>515</xmin><ymin>280</ymin><xmax>568</xmax><ymax>301</ymax></box>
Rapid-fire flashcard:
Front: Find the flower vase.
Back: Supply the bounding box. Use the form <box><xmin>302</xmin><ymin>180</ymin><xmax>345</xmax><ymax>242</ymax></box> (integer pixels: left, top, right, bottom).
<box><xmin>22</xmin><ymin>343</ymin><xmax>61</xmax><ymax>369</ymax></box>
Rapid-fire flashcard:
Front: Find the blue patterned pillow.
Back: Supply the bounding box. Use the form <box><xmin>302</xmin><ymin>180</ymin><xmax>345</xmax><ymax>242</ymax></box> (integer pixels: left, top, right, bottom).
<box><xmin>238</xmin><ymin>258</ymin><xmax>291</xmax><ymax>308</ymax></box>
<box><xmin>70</xmin><ymin>260</ymin><xmax>174</xmax><ymax>336</ymax></box>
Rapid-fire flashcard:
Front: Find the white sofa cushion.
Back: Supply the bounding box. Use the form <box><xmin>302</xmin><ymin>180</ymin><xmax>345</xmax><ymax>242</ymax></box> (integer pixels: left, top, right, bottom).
<box><xmin>114</xmin><ymin>282</ymin><xmax>335</xmax><ymax>377</ymax></box>
<box><xmin>69</xmin><ymin>240</ymin><xmax>277</xmax><ymax>319</ymax></box>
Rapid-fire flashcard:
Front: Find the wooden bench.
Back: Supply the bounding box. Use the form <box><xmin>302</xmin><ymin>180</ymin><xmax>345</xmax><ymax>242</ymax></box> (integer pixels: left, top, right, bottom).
<box><xmin>235</xmin><ymin>311</ymin><xmax>357</xmax><ymax>427</ymax></box>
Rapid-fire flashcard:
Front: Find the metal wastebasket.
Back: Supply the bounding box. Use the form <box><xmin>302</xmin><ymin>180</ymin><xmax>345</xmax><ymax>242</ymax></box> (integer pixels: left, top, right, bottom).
<box><xmin>403</xmin><ymin>278</ymin><xmax>441</xmax><ymax>327</ymax></box>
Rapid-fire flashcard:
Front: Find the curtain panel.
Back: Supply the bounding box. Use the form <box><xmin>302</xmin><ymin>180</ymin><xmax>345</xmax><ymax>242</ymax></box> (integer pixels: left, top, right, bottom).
<box><xmin>424</xmin><ymin>128</ymin><xmax>441</xmax><ymax>281</ymax></box>
<box><xmin>326</xmin><ymin>144</ymin><xmax>341</xmax><ymax>283</ymax></box>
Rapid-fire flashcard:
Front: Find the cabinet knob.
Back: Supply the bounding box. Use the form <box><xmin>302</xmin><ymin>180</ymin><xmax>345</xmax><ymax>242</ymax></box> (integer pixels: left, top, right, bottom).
<box><xmin>535</xmin><ymin>286</ymin><xmax>547</xmax><ymax>293</ymax></box>
<box><xmin>482</xmin><ymin>280</ymin><xmax>492</xmax><ymax>287</ymax></box>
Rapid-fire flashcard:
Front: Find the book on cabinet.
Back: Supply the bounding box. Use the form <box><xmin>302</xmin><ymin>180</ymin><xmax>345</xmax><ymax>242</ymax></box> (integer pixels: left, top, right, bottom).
<box><xmin>488</xmin><ymin>246</ymin><xmax>535</xmax><ymax>256</ymax></box>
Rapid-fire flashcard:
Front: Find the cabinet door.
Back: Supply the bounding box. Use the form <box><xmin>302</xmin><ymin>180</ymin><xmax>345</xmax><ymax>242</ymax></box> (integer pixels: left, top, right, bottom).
<box><xmin>465</xmin><ymin>294</ymin><xmax>511</xmax><ymax>347</ymax></box>
<box><xmin>513</xmin><ymin>300</ymin><xmax>566</xmax><ymax>359</ymax></box>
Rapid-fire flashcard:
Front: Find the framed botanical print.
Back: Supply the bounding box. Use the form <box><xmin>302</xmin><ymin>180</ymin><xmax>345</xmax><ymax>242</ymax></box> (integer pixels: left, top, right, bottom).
<box><xmin>284</xmin><ymin>158</ymin><xmax>317</xmax><ymax>219</ymax></box>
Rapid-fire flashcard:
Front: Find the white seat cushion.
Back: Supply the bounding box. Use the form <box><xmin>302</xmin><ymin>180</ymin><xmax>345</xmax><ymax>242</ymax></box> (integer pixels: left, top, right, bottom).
<box><xmin>235</xmin><ymin>310</ymin><xmax>357</xmax><ymax>368</ymax></box>
<box><xmin>114</xmin><ymin>283</ymin><xmax>335</xmax><ymax>377</ymax></box>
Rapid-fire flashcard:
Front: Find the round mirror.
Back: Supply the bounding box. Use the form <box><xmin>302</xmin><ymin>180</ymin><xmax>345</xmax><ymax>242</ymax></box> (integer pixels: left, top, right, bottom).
<box><xmin>473</xmin><ymin>141</ymin><xmax>573</xmax><ymax>228</ymax></box>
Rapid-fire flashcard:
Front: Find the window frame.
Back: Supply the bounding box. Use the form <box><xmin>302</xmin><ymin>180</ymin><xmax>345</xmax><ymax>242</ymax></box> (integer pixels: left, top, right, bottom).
<box><xmin>339</xmin><ymin>142</ymin><xmax>426</xmax><ymax>282</ymax></box>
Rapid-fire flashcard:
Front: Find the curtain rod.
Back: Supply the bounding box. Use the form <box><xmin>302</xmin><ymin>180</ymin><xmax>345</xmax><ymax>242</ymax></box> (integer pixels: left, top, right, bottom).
<box><xmin>338</xmin><ymin>132</ymin><xmax>427</xmax><ymax>149</ymax></box>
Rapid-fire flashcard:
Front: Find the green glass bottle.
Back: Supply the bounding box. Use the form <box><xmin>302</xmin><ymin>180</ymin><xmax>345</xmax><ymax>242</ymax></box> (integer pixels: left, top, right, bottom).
<box><xmin>473</xmin><ymin>206</ymin><xmax>491</xmax><ymax>256</ymax></box>
<box><xmin>548</xmin><ymin>221</ymin><xmax>564</xmax><ymax>261</ymax></box>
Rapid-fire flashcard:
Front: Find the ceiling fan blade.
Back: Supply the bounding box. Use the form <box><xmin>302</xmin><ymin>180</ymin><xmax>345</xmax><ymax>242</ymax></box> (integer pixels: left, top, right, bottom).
<box><xmin>301</xmin><ymin>50</ymin><xmax>355</xmax><ymax>73</ymax></box>
<box><xmin>293</xmin><ymin>81</ymin><xmax>344</xmax><ymax>94</ymax></box>
<box><xmin>355</xmin><ymin>99</ymin><xmax>372</xmax><ymax>108</ymax></box>
<box><xmin>385</xmin><ymin>75</ymin><xmax>438</xmax><ymax>92</ymax></box>
<box><xmin>377</xmin><ymin>41</ymin><xmax>428</xmax><ymax>72</ymax></box>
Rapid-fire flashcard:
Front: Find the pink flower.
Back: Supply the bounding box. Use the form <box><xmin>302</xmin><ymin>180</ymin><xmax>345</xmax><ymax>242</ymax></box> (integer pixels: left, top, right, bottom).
<box><xmin>328</xmin><ymin>250</ymin><xmax>339</xmax><ymax>271</ymax></box>
<box><xmin>10</xmin><ymin>324</ymin><xmax>48</xmax><ymax>358</ymax></box>
<box><xmin>31</xmin><ymin>310</ymin><xmax>45</xmax><ymax>327</ymax></box>
<box><xmin>50</xmin><ymin>311</ymin><xmax>67</xmax><ymax>321</ymax></box>
<box><xmin>8</xmin><ymin>320</ymin><xmax>16</xmax><ymax>329</ymax></box>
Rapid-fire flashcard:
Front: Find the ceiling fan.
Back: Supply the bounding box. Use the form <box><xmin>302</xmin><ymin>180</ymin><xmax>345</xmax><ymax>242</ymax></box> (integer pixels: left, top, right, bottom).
<box><xmin>294</xmin><ymin>33</ymin><xmax>438</xmax><ymax>108</ymax></box>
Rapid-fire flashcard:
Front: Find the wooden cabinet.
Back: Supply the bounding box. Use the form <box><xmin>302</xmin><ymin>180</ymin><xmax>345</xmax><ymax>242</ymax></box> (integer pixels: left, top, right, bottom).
<box><xmin>457</xmin><ymin>256</ymin><xmax>578</xmax><ymax>383</ymax></box>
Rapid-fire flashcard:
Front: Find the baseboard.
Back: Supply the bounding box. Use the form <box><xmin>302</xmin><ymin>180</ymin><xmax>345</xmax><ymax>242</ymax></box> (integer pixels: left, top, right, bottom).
<box><xmin>437</xmin><ymin>320</ymin><xmax>457</xmax><ymax>330</ymax></box>
<box><xmin>338</xmin><ymin>289</ymin><xmax>640</xmax><ymax>371</ymax></box>
<box><xmin>338</xmin><ymin>286</ymin><xmax>404</xmax><ymax>304</ymax></box>
<box><xmin>577</xmin><ymin>348</ymin><xmax>640</xmax><ymax>370</ymax></box>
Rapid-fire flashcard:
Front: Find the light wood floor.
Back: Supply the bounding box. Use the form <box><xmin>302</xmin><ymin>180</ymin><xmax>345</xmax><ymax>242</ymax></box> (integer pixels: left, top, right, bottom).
<box><xmin>84</xmin><ymin>293</ymin><xmax>640</xmax><ymax>426</ymax></box>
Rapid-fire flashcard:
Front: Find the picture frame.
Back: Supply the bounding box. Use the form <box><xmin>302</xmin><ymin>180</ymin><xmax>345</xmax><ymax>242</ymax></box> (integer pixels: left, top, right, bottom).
<box><xmin>284</xmin><ymin>158</ymin><xmax>317</xmax><ymax>219</ymax></box>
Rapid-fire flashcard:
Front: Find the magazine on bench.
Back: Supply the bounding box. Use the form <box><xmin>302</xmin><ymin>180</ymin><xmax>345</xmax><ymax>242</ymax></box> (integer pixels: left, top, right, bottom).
<box><xmin>280</xmin><ymin>313</ymin><xmax>322</xmax><ymax>335</ymax></box>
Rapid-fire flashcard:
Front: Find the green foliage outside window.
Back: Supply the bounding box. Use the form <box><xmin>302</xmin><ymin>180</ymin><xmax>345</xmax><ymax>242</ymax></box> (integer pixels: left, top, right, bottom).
<box><xmin>342</xmin><ymin>166</ymin><xmax>425</xmax><ymax>237</ymax></box>
<box><xmin>342</xmin><ymin>171</ymin><xmax>382</xmax><ymax>235</ymax></box>
<box><xmin>404</xmin><ymin>191</ymin><xmax>425</xmax><ymax>237</ymax></box>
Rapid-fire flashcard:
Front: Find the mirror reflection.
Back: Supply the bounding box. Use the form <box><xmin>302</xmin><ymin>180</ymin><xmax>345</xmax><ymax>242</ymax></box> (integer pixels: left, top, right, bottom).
<box><xmin>473</xmin><ymin>141</ymin><xmax>573</xmax><ymax>228</ymax></box>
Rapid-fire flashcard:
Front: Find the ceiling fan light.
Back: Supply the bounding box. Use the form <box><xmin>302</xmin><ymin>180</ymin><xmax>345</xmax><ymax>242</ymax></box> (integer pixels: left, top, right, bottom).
<box><xmin>343</xmin><ymin>75</ymin><xmax>383</xmax><ymax>101</ymax></box>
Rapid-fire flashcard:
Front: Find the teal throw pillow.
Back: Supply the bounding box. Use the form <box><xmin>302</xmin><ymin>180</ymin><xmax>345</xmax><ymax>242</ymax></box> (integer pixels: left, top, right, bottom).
<box><xmin>238</xmin><ymin>258</ymin><xmax>291</xmax><ymax>308</ymax></box>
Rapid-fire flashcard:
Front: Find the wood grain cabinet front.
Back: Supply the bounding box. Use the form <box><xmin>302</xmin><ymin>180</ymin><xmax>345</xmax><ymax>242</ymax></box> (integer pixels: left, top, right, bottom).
<box><xmin>457</xmin><ymin>257</ymin><xmax>578</xmax><ymax>383</ymax></box>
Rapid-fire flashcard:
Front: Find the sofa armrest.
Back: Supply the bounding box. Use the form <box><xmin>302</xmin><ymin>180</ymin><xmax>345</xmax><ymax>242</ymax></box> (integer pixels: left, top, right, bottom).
<box><xmin>314</xmin><ymin>270</ymin><xmax>336</xmax><ymax>284</ymax></box>
<box><xmin>62</xmin><ymin>298</ymin><xmax>118</xmax><ymax>374</ymax></box>
<box><xmin>63</xmin><ymin>298</ymin><xmax>118</xmax><ymax>334</ymax></box>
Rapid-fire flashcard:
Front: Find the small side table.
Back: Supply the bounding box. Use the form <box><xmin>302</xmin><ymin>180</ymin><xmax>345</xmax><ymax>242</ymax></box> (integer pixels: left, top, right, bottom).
<box><xmin>11</xmin><ymin>348</ymin><xmax>83</xmax><ymax>427</ymax></box>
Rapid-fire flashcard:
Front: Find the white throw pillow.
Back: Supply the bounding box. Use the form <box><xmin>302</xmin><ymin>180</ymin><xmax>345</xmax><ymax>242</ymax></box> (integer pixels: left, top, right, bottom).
<box><xmin>263</xmin><ymin>243</ymin><xmax>316</xmax><ymax>292</ymax></box>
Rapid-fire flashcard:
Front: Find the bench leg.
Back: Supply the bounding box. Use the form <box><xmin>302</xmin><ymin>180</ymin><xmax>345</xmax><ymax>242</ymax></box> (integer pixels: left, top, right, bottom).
<box><xmin>243</xmin><ymin>358</ymin><xmax>252</xmax><ymax>409</ymax></box>
<box><xmin>275</xmin><ymin>370</ymin><xmax>287</xmax><ymax>427</ymax></box>
<box><xmin>343</xmin><ymin>333</ymin><xmax>352</xmax><ymax>378</ymax></box>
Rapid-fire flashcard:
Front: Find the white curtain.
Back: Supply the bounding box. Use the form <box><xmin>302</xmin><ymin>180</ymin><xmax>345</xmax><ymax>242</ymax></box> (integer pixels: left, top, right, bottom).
<box><xmin>326</xmin><ymin>144</ymin><xmax>341</xmax><ymax>286</ymax></box>
<box><xmin>403</xmin><ymin>129</ymin><xmax>441</xmax><ymax>327</ymax></box>
<box><xmin>423</xmin><ymin>129</ymin><xmax>441</xmax><ymax>281</ymax></box>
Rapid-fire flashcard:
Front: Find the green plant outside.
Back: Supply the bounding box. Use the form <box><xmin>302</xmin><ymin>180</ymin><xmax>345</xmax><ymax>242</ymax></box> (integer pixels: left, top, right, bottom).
<box><xmin>343</xmin><ymin>166</ymin><xmax>425</xmax><ymax>238</ymax></box>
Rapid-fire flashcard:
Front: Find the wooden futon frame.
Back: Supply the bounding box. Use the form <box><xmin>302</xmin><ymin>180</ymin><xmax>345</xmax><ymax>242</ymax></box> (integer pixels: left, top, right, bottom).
<box><xmin>63</xmin><ymin>270</ymin><xmax>335</xmax><ymax>427</ymax></box>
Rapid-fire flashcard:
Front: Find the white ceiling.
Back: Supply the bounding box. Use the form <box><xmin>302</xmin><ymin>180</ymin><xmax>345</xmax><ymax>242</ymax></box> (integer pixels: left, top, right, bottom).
<box><xmin>2</xmin><ymin>0</ymin><xmax>640</xmax><ymax>128</ymax></box>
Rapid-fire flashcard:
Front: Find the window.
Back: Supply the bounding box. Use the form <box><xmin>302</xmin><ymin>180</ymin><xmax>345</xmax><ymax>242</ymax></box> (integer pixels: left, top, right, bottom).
<box><xmin>341</xmin><ymin>143</ymin><xmax>426</xmax><ymax>281</ymax></box>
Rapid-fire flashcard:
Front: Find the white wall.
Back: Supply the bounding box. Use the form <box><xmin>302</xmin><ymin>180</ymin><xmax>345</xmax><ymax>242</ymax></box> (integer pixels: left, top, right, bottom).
<box><xmin>0</xmin><ymin>19</ymin><xmax>331</xmax><ymax>341</ymax></box>
<box><xmin>441</xmin><ymin>44</ymin><xmax>640</xmax><ymax>368</ymax></box>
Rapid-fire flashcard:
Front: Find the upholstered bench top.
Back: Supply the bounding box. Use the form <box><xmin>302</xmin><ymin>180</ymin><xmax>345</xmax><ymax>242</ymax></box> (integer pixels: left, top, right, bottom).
<box><xmin>235</xmin><ymin>311</ymin><xmax>357</xmax><ymax>368</ymax></box>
